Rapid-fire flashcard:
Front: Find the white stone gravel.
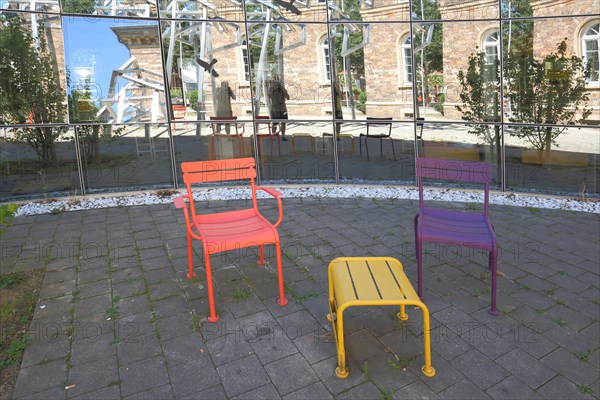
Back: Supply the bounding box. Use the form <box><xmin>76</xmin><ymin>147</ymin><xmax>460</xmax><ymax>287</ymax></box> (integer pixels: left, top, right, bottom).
<box><xmin>12</xmin><ymin>185</ymin><xmax>599</xmax><ymax>216</ymax></box>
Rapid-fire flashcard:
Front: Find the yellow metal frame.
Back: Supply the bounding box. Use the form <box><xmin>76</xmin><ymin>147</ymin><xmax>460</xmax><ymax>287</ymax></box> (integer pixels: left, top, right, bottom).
<box><xmin>327</xmin><ymin>256</ymin><xmax>436</xmax><ymax>379</ymax></box>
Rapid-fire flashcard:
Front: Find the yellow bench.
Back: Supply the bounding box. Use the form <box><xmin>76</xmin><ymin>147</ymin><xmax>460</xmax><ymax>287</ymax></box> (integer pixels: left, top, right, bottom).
<box><xmin>327</xmin><ymin>257</ymin><xmax>435</xmax><ymax>378</ymax></box>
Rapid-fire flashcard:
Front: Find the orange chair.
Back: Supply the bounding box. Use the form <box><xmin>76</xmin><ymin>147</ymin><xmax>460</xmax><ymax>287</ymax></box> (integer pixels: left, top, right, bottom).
<box><xmin>254</xmin><ymin>116</ymin><xmax>281</xmax><ymax>160</ymax></box>
<box><xmin>171</xmin><ymin>105</ymin><xmax>188</xmax><ymax>130</ymax></box>
<box><xmin>173</xmin><ymin>158</ymin><xmax>288</xmax><ymax>322</ymax></box>
<box><xmin>209</xmin><ymin>116</ymin><xmax>245</xmax><ymax>159</ymax></box>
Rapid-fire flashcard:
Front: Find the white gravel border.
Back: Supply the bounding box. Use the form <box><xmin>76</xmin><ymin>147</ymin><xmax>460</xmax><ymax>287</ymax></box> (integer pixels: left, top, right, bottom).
<box><xmin>13</xmin><ymin>185</ymin><xmax>600</xmax><ymax>216</ymax></box>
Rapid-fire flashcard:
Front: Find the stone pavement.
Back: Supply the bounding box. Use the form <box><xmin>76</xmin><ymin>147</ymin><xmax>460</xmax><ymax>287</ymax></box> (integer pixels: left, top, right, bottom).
<box><xmin>2</xmin><ymin>197</ymin><xmax>599</xmax><ymax>400</ymax></box>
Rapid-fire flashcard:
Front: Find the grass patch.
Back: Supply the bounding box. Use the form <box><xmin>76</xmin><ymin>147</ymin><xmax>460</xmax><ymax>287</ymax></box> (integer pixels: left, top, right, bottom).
<box><xmin>576</xmin><ymin>384</ymin><xmax>593</xmax><ymax>396</ymax></box>
<box><xmin>0</xmin><ymin>269</ymin><xmax>44</xmax><ymax>399</ymax></box>
<box><xmin>387</xmin><ymin>354</ymin><xmax>414</xmax><ymax>369</ymax></box>
<box><xmin>232</xmin><ymin>287</ymin><xmax>252</xmax><ymax>302</ymax></box>
<box><xmin>379</xmin><ymin>388</ymin><xmax>394</xmax><ymax>400</ymax></box>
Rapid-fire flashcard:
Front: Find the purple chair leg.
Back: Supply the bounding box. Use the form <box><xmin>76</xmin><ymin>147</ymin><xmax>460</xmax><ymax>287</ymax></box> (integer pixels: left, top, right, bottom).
<box><xmin>488</xmin><ymin>246</ymin><xmax>499</xmax><ymax>316</ymax></box>
<box><xmin>414</xmin><ymin>214</ymin><xmax>423</xmax><ymax>299</ymax></box>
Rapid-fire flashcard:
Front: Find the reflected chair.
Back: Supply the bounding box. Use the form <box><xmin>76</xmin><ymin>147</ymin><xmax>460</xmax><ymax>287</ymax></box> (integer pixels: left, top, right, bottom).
<box><xmin>254</xmin><ymin>116</ymin><xmax>281</xmax><ymax>160</ymax></box>
<box><xmin>174</xmin><ymin>158</ymin><xmax>288</xmax><ymax>322</ymax></box>
<box><xmin>209</xmin><ymin>116</ymin><xmax>245</xmax><ymax>159</ymax></box>
<box><xmin>171</xmin><ymin>105</ymin><xmax>188</xmax><ymax>131</ymax></box>
<box><xmin>414</xmin><ymin>157</ymin><xmax>498</xmax><ymax>315</ymax></box>
<box><xmin>359</xmin><ymin>117</ymin><xmax>395</xmax><ymax>161</ymax></box>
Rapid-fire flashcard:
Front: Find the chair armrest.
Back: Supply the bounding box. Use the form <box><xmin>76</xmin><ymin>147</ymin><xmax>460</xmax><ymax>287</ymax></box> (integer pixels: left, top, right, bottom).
<box><xmin>256</xmin><ymin>186</ymin><xmax>283</xmax><ymax>198</ymax></box>
<box><xmin>256</xmin><ymin>186</ymin><xmax>284</xmax><ymax>227</ymax></box>
<box><xmin>174</xmin><ymin>196</ymin><xmax>188</xmax><ymax>209</ymax></box>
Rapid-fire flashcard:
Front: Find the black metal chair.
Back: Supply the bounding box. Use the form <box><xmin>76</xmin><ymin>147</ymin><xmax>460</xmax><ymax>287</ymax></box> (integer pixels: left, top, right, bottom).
<box><xmin>359</xmin><ymin>117</ymin><xmax>395</xmax><ymax>161</ymax></box>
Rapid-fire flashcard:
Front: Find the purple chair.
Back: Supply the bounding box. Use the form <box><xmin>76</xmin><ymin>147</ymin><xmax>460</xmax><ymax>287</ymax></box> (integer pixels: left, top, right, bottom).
<box><xmin>414</xmin><ymin>158</ymin><xmax>499</xmax><ymax>315</ymax></box>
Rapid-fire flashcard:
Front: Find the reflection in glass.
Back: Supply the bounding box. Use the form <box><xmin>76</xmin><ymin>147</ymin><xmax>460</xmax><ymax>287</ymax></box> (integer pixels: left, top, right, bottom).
<box><xmin>80</xmin><ymin>123</ymin><xmax>173</xmax><ymax>192</ymax></box>
<box><xmin>338</xmin><ymin>121</ymin><xmax>415</xmax><ymax>183</ymax></box>
<box><xmin>1</xmin><ymin>12</ymin><xmax>66</xmax><ymax>125</ymax></box>
<box><xmin>0</xmin><ymin>127</ymin><xmax>80</xmax><ymax>201</ymax></box>
<box><xmin>64</xmin><ymin>17</ymin><xmax>165</xmax><ymax>124</ymax></box>
<box><xmin>501</xmin><ymin>0</ymin><xmax>598</xmax><ymax>18</ymax></box>
<box><xmin>414</xmin><ymin>0</ymin><xmax>497</xmax><ymax>21</ymax></box>
<box><xmin>582</xmin><ymin>21</ymin><xmax>599</xmax><ymax>83</ymax></box>
<box><xmin>503</xmin><ymin>19</ymin><xmax>594</xmax><ymax>156</ymax></box>
<box><xmin>159</xmin><ymin>0</ymin><xmax>244</xmax><ymax>21</ymax></box>
<box><xmin>505</xmin><ymin>126</ymin><xmax>599</xmax><ymax>195</ymax></box>
<box><xmin>1</xmin><ymin>0</ymin><xmax>59</xmax><ymax>12</ymax></box>
<box><xmin>61</xmin><ymin>0</ymin><xmax>157</xmax><ymax>18</ymax></box>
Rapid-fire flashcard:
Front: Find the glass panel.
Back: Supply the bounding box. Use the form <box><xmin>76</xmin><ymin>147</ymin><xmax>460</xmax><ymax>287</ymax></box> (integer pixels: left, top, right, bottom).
<box><xmin>332</xmin><ymin>0</ymin><xmax>409</xmax><ymax>23</ymax></box>
<box><xmin>61</xmin><ymin>0</ymin><xmax>158</xmax><ymax>18</ymax></box>
<box><xmin>0</xmin><ymin>127</ymin><xmax>81</xmax><ymax>201</ymax></box>
<box><xmin>159</xmin><ymin>0</ymin><xmax>244</xmax><ymax>21</ymax></box>
<box><xmin>337</xmin><ymin>121</ymin><xmax>416</xmax><ymax>183</ymax></box>
<box><xmin>0</xmin><ymin>12</ymin><xmax>67</xmax><ymax>125</ymax></box>
<box><xmin>502</xmin><ymin>18</ymin><xmax>596</xmax><ymax>126</ymax></box>
<box><xmin>415</xmin><ymin>122</ymin><xmax>502</xmax><ymax>187</ymax></box>
<box><xmin>416</xmin><ymin>0</ymin><xmax>498</xmax><ymax>21</ymax></box>
<box><xmin>502</xmin><ymin>0</ymin><xmax>598</xmax><ymax>18</ymax></box>
<box><xmin>256</xmin><ymin>121</ymin><xmax>335</xmax><ymax>182</ymax></box>
<box><xmin>80</xmin><ymin>123</ymin><xmax>174</xmax><ymax>193</ymax></box>
<box><xmin>160</xmin><ymin>19</ymin><xmax>253</xmax><ymax>124</ymax></box>
<box><xmin>247</xmin><ymin>22</ymin><xmax>332</xmax><ymax>120</ymax></box>
<box><xmin>505</xmin><ymin>125</ymin><xmax>599</xmax><ymax>195</ymax></box>
<box><xmin>64</xmin><ymin>17</ymin><xmax>166</xmax><ymax>124</ymax></box>
<box><xmin>245</xmin><ymin>0</ymin><xmax>326</xmax><ymax>23</ymax></box>
<box><xmin>1</xmin><ymin>0</ymin><xmax>59</xmax><ymax>12</ymax></box>
<box><xmin>439</xmin><ymin>22</ymin><xmax>500</xmax><ymax>123</ymax></box>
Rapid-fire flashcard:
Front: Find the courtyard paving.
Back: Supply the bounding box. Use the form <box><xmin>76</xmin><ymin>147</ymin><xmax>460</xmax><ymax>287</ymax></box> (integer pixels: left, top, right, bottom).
<box><xmin>2</xmin><ymin>197</ymin><xmax>599</xmax><ymax>399</ymax></box>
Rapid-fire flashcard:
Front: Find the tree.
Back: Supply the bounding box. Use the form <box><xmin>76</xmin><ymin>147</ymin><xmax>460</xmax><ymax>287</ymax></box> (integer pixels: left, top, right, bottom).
<box><xmin>0</xmin><ymin>15</ymin><xmax>67</xmax><ymax>165</ymax></box>
<box><xmin>455</xmin><ymin>51</ymin><xmax>500</xmax><ymax>145</ymax></box>
<box><xmin>504</xmin><ymin>40</ymin><xmax>592</xmax><ymax>157</ymax></box>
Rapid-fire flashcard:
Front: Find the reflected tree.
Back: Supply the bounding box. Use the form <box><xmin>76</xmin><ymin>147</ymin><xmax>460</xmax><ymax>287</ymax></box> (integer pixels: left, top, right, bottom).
<box><xmin>504</xmin><ymin>40</ymin><xmax>592</xmax><ymax>157</ymax></box>
<box><xmin>412</xmin><ymin>0</ymin><xmax>443</xmax><ymax>107</ymax></box>
<box><xmin>0</xmin><ymin>15</ymin><xmax>67</xmax><ymax>165</ymax></box>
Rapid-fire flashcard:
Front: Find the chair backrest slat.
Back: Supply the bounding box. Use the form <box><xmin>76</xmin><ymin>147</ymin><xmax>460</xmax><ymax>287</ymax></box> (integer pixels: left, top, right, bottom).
<box><xmin>182</xmin><ymin>158</ymin><xmax>256</xmax><ymax>184</ymax></box>
<box><xmin>416</xmin><ymin>157</ymin><xmax>492</xmax><ymax>184</ymax></box>
<box><xmin>366</xmin><ymin>117</ymin><xmax>392</xmax><ymax>137</ymax></box>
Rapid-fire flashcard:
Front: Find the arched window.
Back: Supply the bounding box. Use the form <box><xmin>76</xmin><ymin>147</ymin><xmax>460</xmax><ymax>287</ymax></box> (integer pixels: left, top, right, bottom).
<box><xmin>483</xmin><ymin>30</ymin><xmax>500</xmax><ymax>66</ymax></box>
<box><xmin>401</xmin><ymin>35</ymin><xmax>413</xmax><ymax>84</ymax></box>
<box><xmin>241</xmin><ymin>38</ymin><xmax>251</xmax><ymax>83</ymax></box>
<box><xmin>582</xmin><ymin>21</ymin><xmax>599</xmax><ymax>83</ymax></box>
<box><xmin>321</xmin><ymin>37</ymin><xmax>331</xmax><ymax>81</ymax></box>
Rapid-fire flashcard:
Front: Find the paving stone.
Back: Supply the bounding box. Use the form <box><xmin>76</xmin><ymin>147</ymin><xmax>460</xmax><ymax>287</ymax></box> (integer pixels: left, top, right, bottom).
<box><xmin>12</xmin><ymin>359</ymin><xmax>67</xmax><ymax>399</ymax></box>
<box><xmin>293</xmin><ymin>332</ymin><xmax>337</xmax><ymax>365</ymax></box>
<box><xmin>537</xmin><ymin>375</ymin><xmax>594</xmax><ymax>400</ymax></box>
<box><xmin>21</xmin><ymin>333</ymin><xmax>69</xmax><ymax>368</ymax></box>
<box><xmin>282</xmin><ymin>382</ymin><xmax>334</xmax><ymax>400</ymax></box>
<box><xmin>156</xmin><ymin>313</ymin><xmax>195</xmax><ymax>341</ymax></box>
<box><xmin>543</xmin><ymin>325</ymin><xmax>599</xmax><ymax>356</ymax></box>
<box><xmin>181</xmin><ymin>385</ymin><xmax>226</xmax><ymax>400</ymax></box>
<box><xmin>20</xmin><ymin>386</ymin><xmax>66</xmax><ymax>400</ymax></box>
<box><xmin>152</xmin><ymin>294</ymin><xmax>189</xmax><ymax>318</ymax></box>
<box><xmin>70</xmin><ymin>332</ymin><xmax>116</xmax><ymax>366</ymax></box>
<box><xmin>38</xmin><ymin>280</ymin><xmax>76</xmax><ymax>300</ymax></box>
<box><xmin>451</xmin><ymin>349</ymin><xmax>509</xmax><ymax>390</ymax></box>
<box><xmin>205</xmin><ymin>327</ymin><xmax>252</xmax><ymax>368</ymax></box>
<box><xmin>231</xmin><ymin>383</ymin><xmax>282</xmax><ymax>400</ymax></box>
<box><xmin>336</xmin><ymin>381</ymin><xmax>383</xmax><ymax>399</ymax></box>
<box><xmin>545</xmin><ymin>303</ymin><xmax>594</xmax><ymax>331</ymax></box>
<box><xmin>119</xmin><ymin>357</ymin><xmax>170</xmax><ymax>398</ymax></box>
<box><xmin>496</xmin><ymin>348</ymin><xmax>555</xmax><ymax>389</ymax></box>
<box><xmin>161</xmin><ymin>333</ymin><xmax>206</xmax><ymax>367</ymax></box>
<box><xmin>486</xmin><ymin>376</ymin><xmax>543</xmax><ymax>400</ymax></box>
<box><xmin>247</xmin><ymin>321</ymin><xmax>298</xmax><ymax>365</ymax></box>
<box><xmin>144</xmin><ymin>266</ymin><xmax>177</xmax><ymax>283</ymax></box>
<box><xmin>118</xmin><ymin>311</ymin><xmax>156</xmax><ymax>337</ymax></box>
<box><xmin>276</xmin><ymin>309</ymin><xmax>321</xmax><ymax>340</ymax></box>
<box><xmin>217</xmin><ymin>355</ymin><xmax>270</xmax><ymax>398</ymax></box>
<box><xmin>149</xmin><ymin>280</ymin><xmax>182</xmax><ymax>301</ymax></box>
<box><xmin>118</xmin><ymin>295</ymin><xmax>152</xmax><ymax>317</ymax></box>
<box><xmin>541</xmin><ymin>348</ymin><xmax>599</xmax><ymax>385</ymax></box>
<box><xmin>117</xmin><ymin>332</ymin><xmax>162</xmax><ymax>367</ymax></box>
<box><xmin>438</xmin><ymin>379</ymin><xmax>492</xmax><ymax>400</ymax></box>
<box><xmin>112</xmin><ymin>280</ymin><xmax>146</xmax><ymax>300</ymax></box>
<box><xmin>169</xmin><ymin>358</ymin><xmax>221</xmax><ymax>398</ymax></box>
<box><xmin>547</xmin><ymin>273</ymin><xmax>591</xmax><ymax>293</ymax></box>
<box><xmin>264</xmin><ymin>353</ymin><xmax>319</xmax><ymax>396</ymax></box>
<box><xmin>396</xmin><ymin>379</ymin><xmax>441</xmax><ymax>400</ymax></box>
<box><xmin>67</xmin><ymin>356</ymin><xmax>119</xmax><ymax>398</ymax></box>
<box><xmin>70</xmin><ymin>384</ymin><xmax>120</xmax><ymax>400</ymax></box>
<box><xmin>124</xmin><ymin>384</ymin><xmax>175</xmax><ymax>400</ymax></box>
<box><xmin>310</xmin><ymin>356</ymin><xmax>367</xmax><ymax>395</ymax></box>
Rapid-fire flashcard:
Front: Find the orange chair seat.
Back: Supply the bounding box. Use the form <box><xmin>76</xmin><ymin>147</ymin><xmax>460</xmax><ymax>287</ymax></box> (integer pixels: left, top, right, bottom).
<box><xmin>194</xmin><ymin>210</ymin><xmax>278</xmax><ymax>253</ymax></box>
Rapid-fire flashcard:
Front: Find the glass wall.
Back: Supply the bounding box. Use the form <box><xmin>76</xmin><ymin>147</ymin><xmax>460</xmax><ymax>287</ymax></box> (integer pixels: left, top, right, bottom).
<box><xmin>1</xmin><ymin>1</ymin><xmax>598</xmax><ymax>201</ymax></box>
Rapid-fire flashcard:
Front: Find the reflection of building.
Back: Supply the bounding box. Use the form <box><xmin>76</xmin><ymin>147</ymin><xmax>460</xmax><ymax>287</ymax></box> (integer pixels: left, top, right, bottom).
<box><xmin>437</xmin><ymin>0</ymin><xmax>599</xmax><ymax>120</ymax></box>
